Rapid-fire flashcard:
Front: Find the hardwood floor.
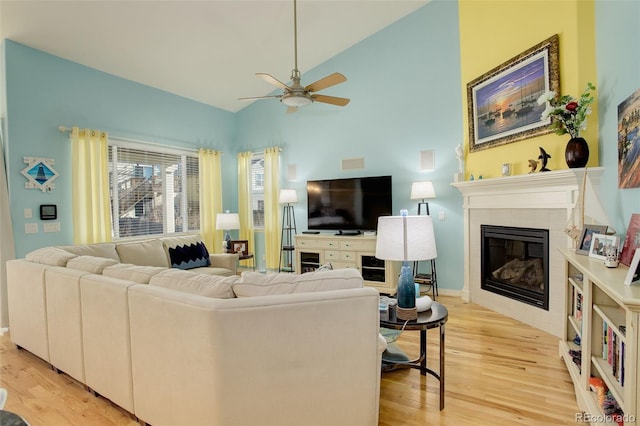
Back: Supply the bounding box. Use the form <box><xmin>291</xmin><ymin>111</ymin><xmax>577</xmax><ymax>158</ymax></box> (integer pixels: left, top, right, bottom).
<box><xmin>0</xmin><ymin>295</ymin><xmax>579</xmax><ymax>425</ymax></box>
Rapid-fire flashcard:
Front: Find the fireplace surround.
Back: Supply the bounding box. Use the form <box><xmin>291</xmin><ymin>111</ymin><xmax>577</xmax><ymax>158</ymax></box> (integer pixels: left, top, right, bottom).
<box><xmin>452</xmin><ymin>168</ymin><xmax>604</xmax><ymax>337</ymax></box>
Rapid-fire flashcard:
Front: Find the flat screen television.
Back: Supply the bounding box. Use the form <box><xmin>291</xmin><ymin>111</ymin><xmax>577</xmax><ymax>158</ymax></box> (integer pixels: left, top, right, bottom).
<box><xmin>307</xmin><ymin>175</ymin><xmax>392</xmax><ymax>233</ymax></box>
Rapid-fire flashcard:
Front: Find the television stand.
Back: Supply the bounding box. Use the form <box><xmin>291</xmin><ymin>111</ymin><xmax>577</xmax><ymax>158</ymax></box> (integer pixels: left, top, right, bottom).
<box><xmin>335</xmin><ymin>230</ymin><xmax>361</xmax><ymax>236</ymax></box>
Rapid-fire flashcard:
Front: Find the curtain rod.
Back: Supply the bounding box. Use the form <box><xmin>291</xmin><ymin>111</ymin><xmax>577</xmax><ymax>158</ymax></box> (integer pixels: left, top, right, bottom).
<box><xmin>58</xmin><ymin>125</ymin><xmax>207</xmax><ymax>154</ymax></box>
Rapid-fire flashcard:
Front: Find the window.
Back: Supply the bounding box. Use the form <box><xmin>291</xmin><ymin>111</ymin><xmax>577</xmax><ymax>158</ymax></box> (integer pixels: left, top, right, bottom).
<box><xmin>251</xmin><ymin>154</ymin><xmax>265</xmax><ymax>228</ymax></box>
<box><xmin>109</xmin><ymin>142</ymin><xmax>199</xmax><ymax>239</ymax></box>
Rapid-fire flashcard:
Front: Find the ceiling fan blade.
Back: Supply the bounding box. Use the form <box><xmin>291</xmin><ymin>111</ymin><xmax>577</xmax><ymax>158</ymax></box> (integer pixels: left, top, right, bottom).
<box><xmin>256</xmin><ymin>73</ymin><xmax>290</xmax><ymax>90</ymax></box>
<box><xmin>238</xmin><ymin>95</ymin><xmax>282</xmax><ymax>101</ymax></box>
<box><xmin>305</xmin><ymin>73</ymin><xmax>347</xmax><ymax>93</ymax></box>
<box><xmin>311</xmin><ymin>94</ymin><xmax>350</xmax><ymax>107</ymax></box>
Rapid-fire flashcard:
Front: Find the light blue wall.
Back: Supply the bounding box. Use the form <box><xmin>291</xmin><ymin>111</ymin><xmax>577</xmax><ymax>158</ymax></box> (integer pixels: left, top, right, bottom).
<box><xmin>595</xmin><ymin>1</ymin><xmax>640</xmax><ymax>235</ymax></box>
<box><xmin>236</xmin><ymin>2</ymin><xmax>465</xmax><ymax>290</ymax></box>
<box><xmin>5</xmin><ymin>40</ymin><xmax>237</xmax><ymax>258</ymax></box>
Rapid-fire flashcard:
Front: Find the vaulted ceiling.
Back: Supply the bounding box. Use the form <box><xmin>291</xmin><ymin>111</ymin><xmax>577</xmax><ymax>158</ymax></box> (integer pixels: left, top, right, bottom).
<box><xmin>1</xmin><ymin>1</ymin><xmax>429</xmax><ymax>112</ymax></box>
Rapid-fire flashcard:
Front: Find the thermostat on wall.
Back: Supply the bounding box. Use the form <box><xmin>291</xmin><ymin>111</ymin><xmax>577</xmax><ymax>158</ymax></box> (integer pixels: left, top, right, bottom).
<box><xmin>40</xmin><ymin>204</ymin><xmax>57</xmax><ymax>220</ymax></box>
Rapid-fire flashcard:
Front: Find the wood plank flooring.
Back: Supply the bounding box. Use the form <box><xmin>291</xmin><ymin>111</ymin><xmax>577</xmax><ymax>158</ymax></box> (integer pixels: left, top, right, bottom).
<box><xmin>0</xmin><ymin>295</ymin><xmax>579</xmax><ymax>425</ymax></box>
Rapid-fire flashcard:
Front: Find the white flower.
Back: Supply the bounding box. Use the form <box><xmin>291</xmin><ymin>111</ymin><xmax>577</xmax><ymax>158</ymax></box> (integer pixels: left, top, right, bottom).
<box><xmin>541</xmin><ymin>105</ymin><xmax>554</xmax><ymax>120</ymax></box>
<box><xmin>537</xmin><ymin>91</ymin><xmax>555</xmax><ymax>106</ymax></box>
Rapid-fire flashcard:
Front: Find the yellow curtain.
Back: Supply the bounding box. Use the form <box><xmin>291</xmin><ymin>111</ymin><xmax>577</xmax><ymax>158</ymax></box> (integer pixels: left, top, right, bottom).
<box><xmin>263</xmin><ymin>147</ymin><xmax>281</xmax><ymax>270</ymax></box>
<box><xmin>199</xmin><ymin>149</ymin><xmax>223</xmax><ymax>253</ymax></box>
<box><xmin>237</xmin><ymin>151</ymin><xmax>254</xmax><ymax>266</ymax></box>
<box><xmin>71</xmin><ymin>127</ymin><xmax>112</xmax><ymax>244</ymax></box>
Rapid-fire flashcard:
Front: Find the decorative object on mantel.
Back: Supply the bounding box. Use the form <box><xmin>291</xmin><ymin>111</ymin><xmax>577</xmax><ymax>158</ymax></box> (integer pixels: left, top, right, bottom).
<box><xmin>454</xmin><ymin>144</ymin><xmax>464</xmax><ymax>182</ymax></box>
<box><xmin>538</xmin><ymin>147</ymin><xmax>551</xmax><ymax>171</ymax></box>
<box><xmin>565</xmin><ymin>168</ymin><xmax>615</xmax><ymax>245</ymax></box>
<box><xmin>501</xmin><ymin>163</ymin><xmax>511</xmax><ymax>176</ymax></box>
<box><xmin>528</xmin><ymin>159</ymin><xmax>539</xmax><ymax>173</ymax></box>
<box><xmin>21</xmin><ymin>157</ymin><xmax>59</xmax><ymax>192</ymax></box>
<box><xmin>617</xmin><ymin>87</ymin><xmax>640</xmax><ymax>188</ymax></box>
<box><xmin>537</xmin><ymin>82</ymin><xmax>596</xmax><ymax>168</ymax></box>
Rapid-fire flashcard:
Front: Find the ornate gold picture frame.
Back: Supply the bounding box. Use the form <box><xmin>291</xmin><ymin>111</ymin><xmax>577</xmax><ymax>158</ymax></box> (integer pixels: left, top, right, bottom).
<box><xmin>467</xmin><ymin>34</ymin><xmax>560</xmax><ymax>152</ymax></box>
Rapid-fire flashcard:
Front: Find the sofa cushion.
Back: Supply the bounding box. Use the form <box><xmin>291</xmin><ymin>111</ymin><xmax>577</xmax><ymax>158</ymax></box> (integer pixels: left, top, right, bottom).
<box><xmin>187</xmin><ymin>266</ymin><xmax>234</xmax><ymax>277</ymax></box>
<box><xmin>25</xmin><ymin>247</ymin><xmax>77</xmax><ymax>266</ymax></box>
<box><xmin>116</xmin><ymin>239</ymin><xmax>168</xmax><ymax>267</ymax></box>
<box><xmin>149</xmin><ymin>269</ymin><xmax>237</xmax><ymax>298</ymax></box>
<box><xmin>233</xmin><ymin>268</ymin><xmax>363</xmax><ymax>297</ymax></box>
<box><xmin>66</xmin><ymin>256</ymin><xmax>120</xmax><ymax>274</ymax></box>
<box><xmin>103</xmin><ymin>264</ymin><xmax>167</xmax><ymax>284</ymax></box>
<box><xmin>57</xmin><ymin>243</ymin><xmax>119</xmax><ymax>261</ymax></box>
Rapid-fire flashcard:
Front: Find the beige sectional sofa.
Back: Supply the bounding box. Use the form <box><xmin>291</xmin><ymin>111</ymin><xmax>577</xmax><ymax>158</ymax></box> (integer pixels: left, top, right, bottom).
<box><xmin>6</xmin><ymin>234</ymin><xmax>386</xmax><ymax>426</ymax></box>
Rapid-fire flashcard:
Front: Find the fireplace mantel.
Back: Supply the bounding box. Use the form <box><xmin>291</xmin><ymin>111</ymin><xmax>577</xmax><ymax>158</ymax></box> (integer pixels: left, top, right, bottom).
<box><xmin>452</xmin><ymin>167</ymin><xmax>604</xmax><ymax>210</ymax></box>
<box><xmin>452</xmin><ymin>167</ymin><xmax>604</xmax><ymax>337</ymax></box>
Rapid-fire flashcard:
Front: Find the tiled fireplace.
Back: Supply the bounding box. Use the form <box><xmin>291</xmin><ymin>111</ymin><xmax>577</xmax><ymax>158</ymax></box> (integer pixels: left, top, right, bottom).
<box><xmin>452</xmin><ymin>168</ymin><xmax>604</xmax><ymax>337</ymax></box>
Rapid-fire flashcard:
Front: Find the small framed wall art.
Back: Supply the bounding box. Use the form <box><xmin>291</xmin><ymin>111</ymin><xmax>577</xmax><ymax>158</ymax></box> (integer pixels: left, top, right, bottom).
<box><xmin>21</xmin><ymin>156</ymin><xmax>59</xmax><ymax>192</ymax></box>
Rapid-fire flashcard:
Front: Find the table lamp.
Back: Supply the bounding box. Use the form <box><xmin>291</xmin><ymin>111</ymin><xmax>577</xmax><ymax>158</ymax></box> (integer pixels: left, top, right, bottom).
<box><xmin>376</xmin><ymin>210</ymin><xmax>437</xmax><ymax>320</ymax></box>
<box><xmin>216</xmin><ymin>212</ymin><xmax>240</xmax><ymax>252</ymax></box>
<box><xmin>410</xmin><ymin>181</ymin><xmax>436</xmax><ymax>215</ymax></box>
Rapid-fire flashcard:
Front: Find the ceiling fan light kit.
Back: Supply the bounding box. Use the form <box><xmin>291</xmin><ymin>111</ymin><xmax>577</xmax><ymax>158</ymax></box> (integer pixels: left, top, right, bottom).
<box><xmin>239</xmin><ymin>0</ymin><xmax>350</xmax><ymax>111</ymax></box>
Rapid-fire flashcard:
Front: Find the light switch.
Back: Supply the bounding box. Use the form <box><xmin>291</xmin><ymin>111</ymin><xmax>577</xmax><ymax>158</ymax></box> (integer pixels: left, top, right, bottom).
<box><xmin>24</xmin><ymin>208</ymin><xmax>32</xmax><ymax>219</ymax></box>
<box><xmin>25</xmin><ymin>223</ymin><xmax>38</xmax><ymax>234</ymax></box>
<box><xmin>438</xmin><ymin>211</ymin><xmax>446</xmax><ymax>221</ymax></box>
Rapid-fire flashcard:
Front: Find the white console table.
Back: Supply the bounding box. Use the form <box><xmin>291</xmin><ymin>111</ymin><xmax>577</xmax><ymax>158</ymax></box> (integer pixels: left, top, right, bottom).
<box><xmin>295</xmin><ymin>234</ymin><xmax>399</xmax><ymax>294</ymax></box>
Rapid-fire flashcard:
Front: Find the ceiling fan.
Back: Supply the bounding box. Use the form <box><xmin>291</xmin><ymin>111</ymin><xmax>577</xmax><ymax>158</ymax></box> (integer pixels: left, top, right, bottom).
<box><xmin>238</xmin><ymin>0</ymin><xmax>350</xmax><ymax>113</ymax></box>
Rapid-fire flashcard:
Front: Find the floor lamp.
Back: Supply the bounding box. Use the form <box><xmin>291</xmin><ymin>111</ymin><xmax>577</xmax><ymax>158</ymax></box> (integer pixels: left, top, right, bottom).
<box><xmin>410</xmin><ymin>181</ymin><xmax>438</xmax><ymax>298</ymax></box>
<box><xmin>279</xmin><ymin>189</ymin><xmax>298</xmax><ymax>272</ymax></box>
<box><xmin>410</xmin><ymin>181</ymin><xmax>436</xmax><ymax>215</ymax></box>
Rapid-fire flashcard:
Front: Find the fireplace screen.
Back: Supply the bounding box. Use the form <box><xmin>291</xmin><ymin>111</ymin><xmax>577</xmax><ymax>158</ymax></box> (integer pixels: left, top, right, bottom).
<box><xmin>481</xmin><ymin>225</ymin><xmax>549</xmax><ymax>310</ymax></box>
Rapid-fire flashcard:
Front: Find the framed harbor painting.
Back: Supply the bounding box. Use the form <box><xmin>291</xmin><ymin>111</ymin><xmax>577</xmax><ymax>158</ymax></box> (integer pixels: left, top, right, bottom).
<box><xmin>468</xmin><ymin>34</ymin><xmax>560</xmax><ymax>152</ymax></box>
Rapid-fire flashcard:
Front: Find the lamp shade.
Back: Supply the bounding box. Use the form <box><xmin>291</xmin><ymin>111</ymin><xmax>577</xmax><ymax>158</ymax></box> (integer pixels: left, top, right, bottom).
<box><xmin>375</xmin><ymin>215</ymin><xmax>437</xmax><ymax>261</ymax></box>
<box><xmin>410</xmin><ymin>181</ymin><xmax>436</xmax><ymax>200</ymax></box>
<box><xmin>278</xmin><ymin>189</ymin><xmax>298</xmax><ymax>204</ymax></box>
<box><xmin>215</xmin><ymin>213</ymin><xmax>240</xmax><ymax>230</ymax></box>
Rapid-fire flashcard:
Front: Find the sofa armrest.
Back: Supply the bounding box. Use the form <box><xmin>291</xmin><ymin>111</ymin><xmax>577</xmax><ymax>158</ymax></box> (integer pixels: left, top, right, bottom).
<box><xmin>209</xmin><ymin>253</ymin><xmax>239</xmax><ymax>275</ymax></box>
<box><xmin>378</xmin><ymin>333</ymin><xmax>388</xmax><ymax>354</ymax></box>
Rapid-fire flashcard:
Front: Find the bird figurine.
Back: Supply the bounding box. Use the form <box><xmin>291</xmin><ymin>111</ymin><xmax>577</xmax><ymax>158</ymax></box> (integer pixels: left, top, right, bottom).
<box><xmin>528</xmin><ymin>159</ymin><xmax>539</xmax><ymax>173</ymax></box>
<box><xmin>538</xmin><ymin>147</ymin><xmax>551</xmax><ymax>171</ymax></box>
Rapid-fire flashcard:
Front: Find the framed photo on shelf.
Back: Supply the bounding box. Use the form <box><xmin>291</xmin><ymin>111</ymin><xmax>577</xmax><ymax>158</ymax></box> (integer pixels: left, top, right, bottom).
<box><xmin>588</xmin><ymin>233</ymin><xmax>619</xmax><ymax>261</ymax></box>
<box><xmin>467</xmin><ymin>34</ymin><xmax>559</xmax><ymax>152</ymax></box>
<box><xmin>620</xmin><ymin>213</ymin><xmax>640</xmax><ymax>266</ymax></box>
<box><xmin>624</xmin><ymin>249</ymin><xmax>640</xmax><ymax>285</ymax></box>
<box><xmin>230</xmin><ymin>240</ymin><xmax>248</xmax><ymax>256</ymax></box>
<box><xmin>576</xmin><ymin>224</ymin><xmax>608</xmax><ymax>255</ymax></box>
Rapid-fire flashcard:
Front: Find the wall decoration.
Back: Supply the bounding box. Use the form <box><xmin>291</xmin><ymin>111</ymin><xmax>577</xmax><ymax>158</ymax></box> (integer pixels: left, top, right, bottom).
<box><xmin>21</xmin><ymin>157</ymin><xmax>59</xmax><ymax>192</ymax></box>
<box><xmin>588</xmin><ymin>233</ymin><xmax>619</xmax><ymax>261</ymax></box>
<box><xmin>467</xmin><ymin>34</ymin><xmax>560</xmax><ymax>152</ymax></box>
<box><xmin>617</xmin><ymin>87</ymin><xmax>640</xmax><ymax>188</ymax></box>
<box><xmin>620</xmin><ymin>213</ymin><xmax>640</xmax><ymax>266</ymax></box>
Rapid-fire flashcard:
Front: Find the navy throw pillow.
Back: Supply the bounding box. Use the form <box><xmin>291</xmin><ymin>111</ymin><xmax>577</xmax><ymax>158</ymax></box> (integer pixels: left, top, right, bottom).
<box><xmin>168</xmin><ymin>242</ymin><xmax>211</xmax><ymax>270</ymax></box>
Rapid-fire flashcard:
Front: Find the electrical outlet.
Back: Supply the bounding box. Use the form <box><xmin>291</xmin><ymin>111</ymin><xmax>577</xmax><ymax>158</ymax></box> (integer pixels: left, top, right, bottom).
<box><xmin>438</xmin><ymin>211</ymin><xmax>446</xmax><ymax>221</ymax></box>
